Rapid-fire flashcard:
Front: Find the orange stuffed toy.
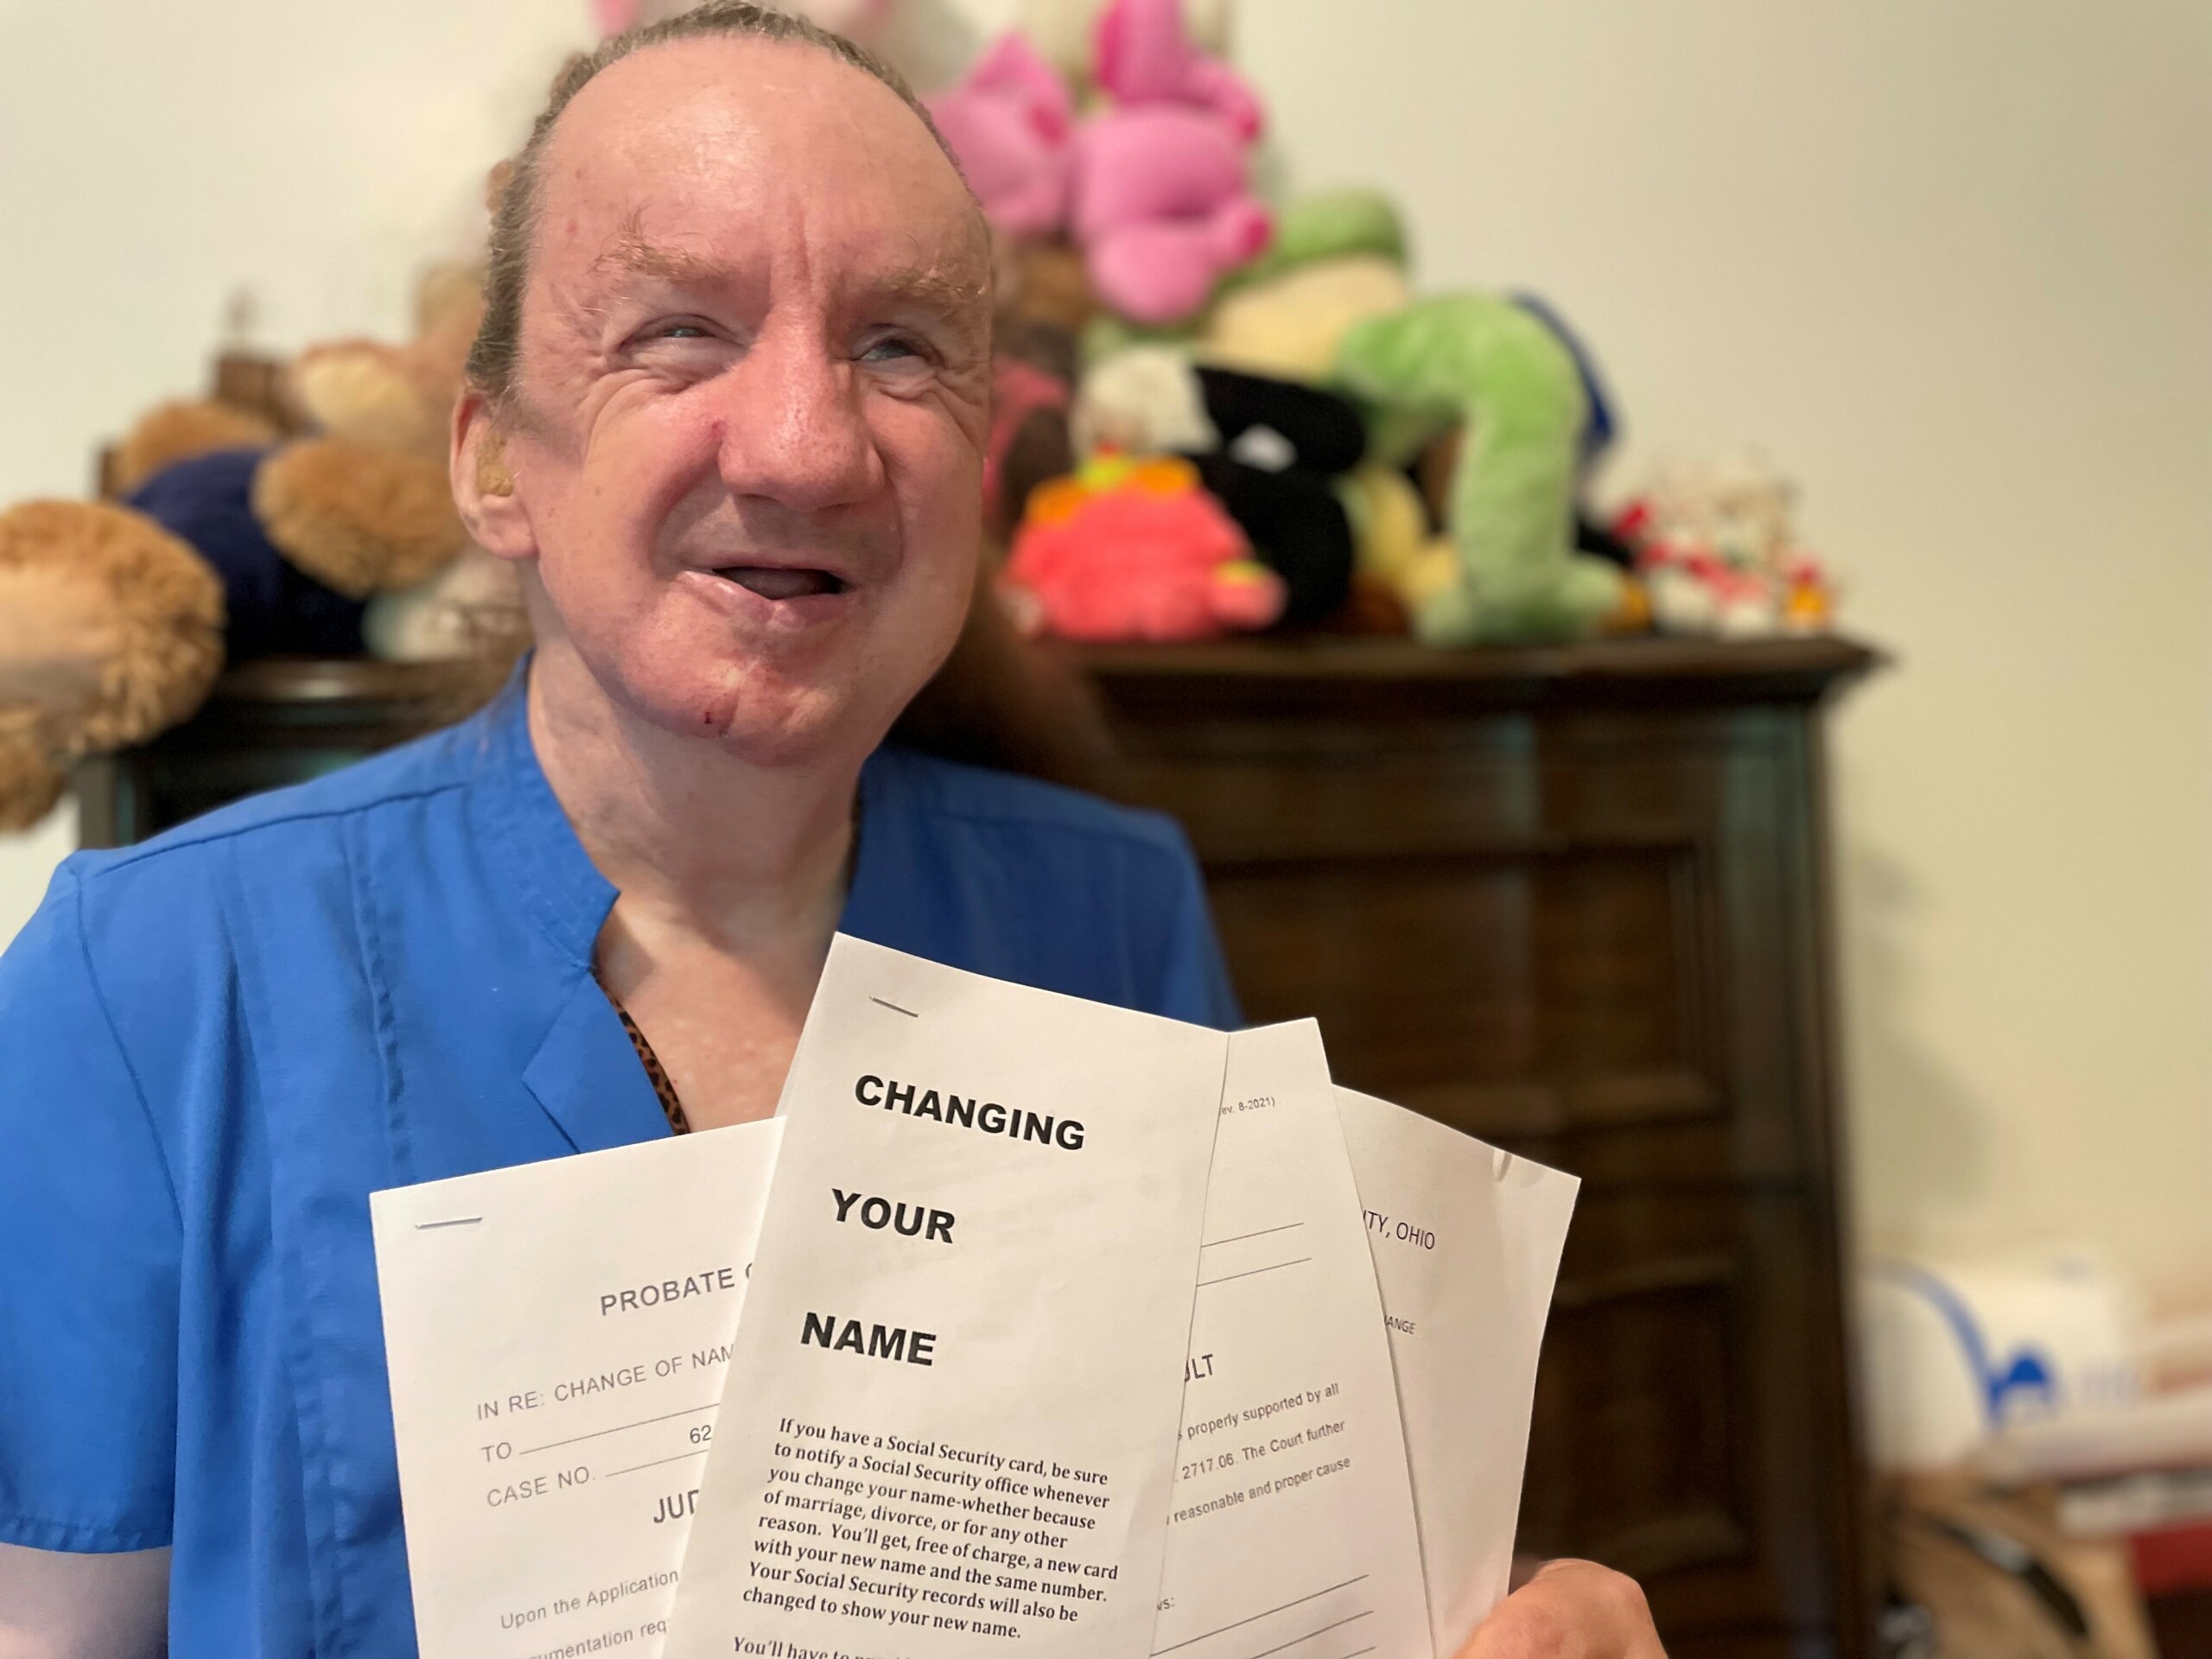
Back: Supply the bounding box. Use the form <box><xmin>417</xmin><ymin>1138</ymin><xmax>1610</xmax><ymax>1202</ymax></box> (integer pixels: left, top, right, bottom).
<box><xmin>1001</xmin><ymin>454</ymin><xmax>1284</xmax><ymax>642</ymax></box>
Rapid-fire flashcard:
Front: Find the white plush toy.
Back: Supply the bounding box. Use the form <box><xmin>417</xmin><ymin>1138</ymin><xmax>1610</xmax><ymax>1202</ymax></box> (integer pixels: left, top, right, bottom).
<box><xmin>1071</xmin><ymin>344</ymin><xmax>1218</xmax><ymax>458</ymax></box>
<box><xmin>362</xmin><ymin>545</ymin><xmax>524</xmax><ymax>664</ymax></box>
<box><xmin>1618</xmin><ymin>453</ymin><xmax>1834</xmax><ymax>638</ymax></box>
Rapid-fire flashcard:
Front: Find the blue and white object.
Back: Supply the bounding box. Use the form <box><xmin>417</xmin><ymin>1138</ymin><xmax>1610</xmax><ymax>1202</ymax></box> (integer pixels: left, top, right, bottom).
<box><xmin>1859</xmin><ymin>1255</ymin><xmax>2142</xmax><ymax>1472</ymax></box>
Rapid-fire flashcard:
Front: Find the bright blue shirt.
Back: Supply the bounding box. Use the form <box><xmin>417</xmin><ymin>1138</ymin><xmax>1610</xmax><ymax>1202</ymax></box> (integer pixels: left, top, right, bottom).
<box><xmin>0</xmin><ymin>671</ymin><xmax>1237</xmax><ymax>1657</ymax></box>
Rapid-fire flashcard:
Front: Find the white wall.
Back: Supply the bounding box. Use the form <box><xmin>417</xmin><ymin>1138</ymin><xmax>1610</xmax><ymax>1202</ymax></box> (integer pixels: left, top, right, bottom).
<box><xmin>3</xmin><ymin>0</ymin><xmax>2207</xmax><ymax>1292</ymax></box>
<box><xmin>1224</xmin><ymin>0</ymin><xmax>2212</xmax><ymax>1296</ymax></box>
<box><xmin>0</xmin><ymin>0</ymin><xmax>593</xmax><ymax>937</ymax></box>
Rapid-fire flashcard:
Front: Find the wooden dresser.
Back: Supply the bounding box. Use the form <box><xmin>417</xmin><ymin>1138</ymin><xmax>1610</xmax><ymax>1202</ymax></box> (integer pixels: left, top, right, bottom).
<box><xmin>1083</xmin><ymin>636</ymin><xmax>1878</xmax><ymax>1658</ymax></box>
<box><xmin>76</xmin><ymin>634</ymin><xmax>1878</xmax><ymax>1658</ymax></box>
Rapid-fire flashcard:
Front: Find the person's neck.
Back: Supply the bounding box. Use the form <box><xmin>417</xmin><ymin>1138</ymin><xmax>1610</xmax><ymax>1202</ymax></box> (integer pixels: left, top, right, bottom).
<box><xmin>524</xmin><ymin>645</ymin><xmax>861</xmax><ymax>953</ymax></box>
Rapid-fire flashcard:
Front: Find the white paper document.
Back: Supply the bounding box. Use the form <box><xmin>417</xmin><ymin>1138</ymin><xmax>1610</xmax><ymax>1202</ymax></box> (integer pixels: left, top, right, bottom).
<box><xmin>664</xmin><ymin>935</ymin><xmax>1230</xmax><ymax>1659</ymax></box>
<box><xmin>371</xmin><ymin>1119</ymin><xmax>784</xmax><ymax>1659</ymax></box>
<box><xmin>1332</xmin><ymin>1089</ymin><xmax>1580</xmax><ymax>1656</ymax></box>
<box><xmin>1154</xmin><ymin>1021</ymin><xmax>1433</xmax><ymax>1659</ymax></box>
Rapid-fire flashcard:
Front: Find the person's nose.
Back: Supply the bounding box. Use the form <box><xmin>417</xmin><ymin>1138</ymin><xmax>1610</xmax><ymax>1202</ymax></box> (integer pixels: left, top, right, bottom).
<box><xmin>710</xmin><ymin>319</ymin><xmax>883</xmax><ymax>515</ymax></box>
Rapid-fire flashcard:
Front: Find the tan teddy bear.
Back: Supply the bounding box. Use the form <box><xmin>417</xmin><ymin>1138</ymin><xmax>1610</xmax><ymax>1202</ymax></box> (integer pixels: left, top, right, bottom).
<box><xmin>0</xmin><ymin>264</ymin><xmax>485</xmax><ymax>829</ymax></box>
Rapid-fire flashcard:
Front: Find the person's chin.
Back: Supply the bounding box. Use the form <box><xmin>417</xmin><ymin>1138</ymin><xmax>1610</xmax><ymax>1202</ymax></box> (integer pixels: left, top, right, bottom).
<box><xmin>613</xmin><ymin>633</ymin><xmax>894</xmax><ymax>769</ymax></box>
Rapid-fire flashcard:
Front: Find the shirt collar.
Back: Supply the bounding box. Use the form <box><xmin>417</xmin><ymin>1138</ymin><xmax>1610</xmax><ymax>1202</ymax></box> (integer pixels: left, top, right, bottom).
<box><xmin>472</xmin><ymin>658</ymin><xmax>620</xmax><ymax>968</ymax></box>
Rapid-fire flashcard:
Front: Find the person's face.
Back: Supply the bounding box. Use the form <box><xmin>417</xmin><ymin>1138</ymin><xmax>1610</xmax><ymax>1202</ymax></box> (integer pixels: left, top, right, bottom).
<box><xmin>455</xmin><ymin>37</ymin><xmax>993</xmax><ymax>765</ymax></box>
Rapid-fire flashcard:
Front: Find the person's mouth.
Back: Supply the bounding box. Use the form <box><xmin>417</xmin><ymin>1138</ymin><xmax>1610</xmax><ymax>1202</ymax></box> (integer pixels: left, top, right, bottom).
<box><xmin>709</xmin><ymin>564</ymin><xmax>849</xmax><ymax>600</ymax></box>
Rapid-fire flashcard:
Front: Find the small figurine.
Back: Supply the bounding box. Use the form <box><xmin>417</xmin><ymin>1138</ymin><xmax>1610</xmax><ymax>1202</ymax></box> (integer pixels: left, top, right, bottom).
<box><xmin>1613</xmin><ymin>454</ymin><xmax>1834</xmax><ymax>637</ymax></box>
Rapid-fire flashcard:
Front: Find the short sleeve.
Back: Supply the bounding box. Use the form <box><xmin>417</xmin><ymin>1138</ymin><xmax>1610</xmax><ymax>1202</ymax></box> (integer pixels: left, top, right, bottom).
<box><xmin>0</xmin><ymin>866</ymin><xmax>181</xmax><ymax>1552</ymax></box>
<box><xmin>1149</xmin><ymin>829</ymin><xmax>1243</xmax><ymax>1031</ymax></box>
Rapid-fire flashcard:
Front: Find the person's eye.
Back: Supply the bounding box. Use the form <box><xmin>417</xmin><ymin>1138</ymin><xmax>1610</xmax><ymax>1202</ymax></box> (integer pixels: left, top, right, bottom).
<box><xmin>621</xmin><ymin>316</ymin><xmax>724</xmax><ymax>353</ymax></box>
<box><xmin>860</xmin><ymin>334</ymin><xmax>929</xmax><ymax>365</ymax></box>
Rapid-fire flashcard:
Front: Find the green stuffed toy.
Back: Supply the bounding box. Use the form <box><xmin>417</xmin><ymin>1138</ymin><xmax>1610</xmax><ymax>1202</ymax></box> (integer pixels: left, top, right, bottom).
<box><xmin>1335</xmin><ymin>293</ymin><xmax>1622</xmax><ymax>645</ymax></box>
<box><xmin>1219</xmin><ymin>188</ymin><xmax>1408</xmax><ymax>294</ymax></box>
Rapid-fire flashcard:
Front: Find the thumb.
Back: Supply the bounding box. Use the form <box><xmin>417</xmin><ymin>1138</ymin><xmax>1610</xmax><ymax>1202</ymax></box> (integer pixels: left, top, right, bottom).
<box><xmin>1456</xmin><ymin>1560</ymin><xmax>1665</xmax><ymax>1659</ymax></box>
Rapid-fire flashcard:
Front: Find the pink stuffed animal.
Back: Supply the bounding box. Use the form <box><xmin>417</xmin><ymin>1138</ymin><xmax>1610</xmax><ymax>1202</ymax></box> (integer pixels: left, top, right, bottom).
<box><xmin>922</xmin><ymin>33</ymin><xmax>1076</xmax><ymax>239</ymax></box>
<box><xmin>1093</xmin><ymin>0</ymin><xmax>1262</xmax><ymax>138</ymax></box>
<box><xmin>1072</xmin><ymin>104</ymin><xmax>1268</xmax><ymax>323</ymax></box>
<box><xmin>929</xmin><ymin>0</ymin><xmax>1271</xmax><ymax>326</ymax></box>
<box><xmin>1070</xmin><ymin>0</ymin><xmax>1270</xmax><ymax>323</ymax></box>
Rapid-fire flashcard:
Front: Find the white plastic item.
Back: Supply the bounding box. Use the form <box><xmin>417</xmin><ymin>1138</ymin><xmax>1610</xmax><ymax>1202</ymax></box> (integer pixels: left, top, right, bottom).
<box><xmin>1983</xmin><ymin>1385</ymin><xmax>2212</xmax><ymax>1486</ymax></box>
<box><xmin>1859</xmin><ymin>1255</ymin><xmax>2142</xmax><ymax>1473</ymax></box>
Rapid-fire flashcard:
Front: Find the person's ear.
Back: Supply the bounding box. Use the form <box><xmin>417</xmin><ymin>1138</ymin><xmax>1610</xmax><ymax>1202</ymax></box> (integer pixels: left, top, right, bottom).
<box><xmin>451</xmin><ymin>390</ymin><xmax>535</xmax><ymax>562</ymax></box>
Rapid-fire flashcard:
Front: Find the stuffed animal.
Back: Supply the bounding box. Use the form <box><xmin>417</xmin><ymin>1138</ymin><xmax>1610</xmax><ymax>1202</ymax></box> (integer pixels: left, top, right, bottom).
<box><xmin>1221</xmin><ymin>188</ymin><xmax>1408</xmax><ymax>295</ymax></box>
<box><xmin>1071</xmin><ymin>106</ymin><xmax>1269</xmax><ymax>324</ymax></box>
<box><xmin>361</xmin><ymin>544</ymin><xmax>524</xmax><ymax>664</ymax></box>
<box><xmin>1335</xmin><ymin>293</ymin><xmax>1624</xmax><ymax>645</ymax></box>
<box><xmin>932</xmin><ymin>0</ymin><xmax>1269</xmax><ymax>327</ymax></box>
<box><xmin>983</xmin><ymin>340</ymin><xmax>1077</xmax><ymax>541</ymax></box>
<box><xmin>1001</xmin><ymin>454</ymin><xmax>1283</xmax><ymax>641</ymax></box>
<box><xmin>1198</xmin><ymin>190</ymin><xmax>1414</xmax><ymax>383</ymax></box>
<box><xmin>1070</xmin><ymin>0</ymin><xmax>1269</xmax><ymax>323</ymax></box>
<box><xmin>1092</xmin><ymin>0</ymin><xmax>1260</xmax><ymax>139</ymax></box>
<box><xmin>0</xmin><ymin>270</ymin><xmax>482</xmax><ymax>830</ymax></box>
<box><xmin>1182</xmin><ymin>365</ymin><xmax>1364</xmax><ymax>624</ymax></box>
<box><xmin>1016</xmin><ymin>0</ymin><xmax>1231</xmax><ymax>83</ymax></box>
<box><xmin>1612</xmin><ymin>454</ymin><xmax>1834</xmax><ymax>636</ymax></box>
<box><xmin>995</xmin><ymin>234</ymin><xmax>1096</xmax><ymax>337</ymax></box>
<box><xmin>1069</xmin><ymin>343</ymin><xmax>1364</xmax><ymax>623</ymax></box>
<box><xmin>1336</xmin><ymin>461</ymin><xmax>1456</xmax><ymax>626</ymax></box>
<box><xmin>923</xmin><ymin>33</ymin><xmax>1075</xmax><ymax>238</ymax></box>
<box><xmin>1201</xmin><ymin>256</ymin><xmax>1409</xmax><ymax>385</ymax></box>
<box><xmin>0</xmin><ymin>501</ymin><xmax>224</xmax><ymax>829</ymax></box>
<box><xmin>1071</xmin><ymin>343</ymin><xmax>1220</xmax><ymax>457</ymax></box>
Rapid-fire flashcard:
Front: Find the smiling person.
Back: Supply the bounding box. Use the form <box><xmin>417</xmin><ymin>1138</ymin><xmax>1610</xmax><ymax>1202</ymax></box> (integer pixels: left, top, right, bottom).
<box><xmin>0</xmin><ymin>9</ymin><xmax>1660</xmax><ymax>1657</ymax></box>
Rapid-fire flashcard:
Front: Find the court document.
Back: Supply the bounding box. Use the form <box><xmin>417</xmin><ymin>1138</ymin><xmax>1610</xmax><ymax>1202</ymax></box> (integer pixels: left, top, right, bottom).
<box><xmin>1153</xmin><ymin>1021</ymin><xmax>1433</xmax><ymax>1659</ymax></box>
<box><xmin>1332</xmin><ymin>1088</ymin><xmax>1580</xmax><ymax>1656</ymax></box>
<box><xmin>371</xmin><ymin>1119</ymin><xmax>784</xmax><ymax>1659</ymax></box>
<box><xmin>664</xmin><ymin>935</ymin><xmax>1230</xmax><ymax>1659</ymax></box>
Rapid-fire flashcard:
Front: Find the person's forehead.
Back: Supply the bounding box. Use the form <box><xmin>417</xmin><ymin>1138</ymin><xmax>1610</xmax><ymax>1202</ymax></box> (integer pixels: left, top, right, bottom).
<box><xmin>538</xmin><ymin>35</ymin><xmax>981</xmax><ymax>269</ymax></box>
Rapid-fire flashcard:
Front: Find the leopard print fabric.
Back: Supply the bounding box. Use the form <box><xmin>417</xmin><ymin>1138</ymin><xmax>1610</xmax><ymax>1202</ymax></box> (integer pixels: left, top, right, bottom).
<box><xmin>607</xmin><ymin>995</ymin><xmax>690</xmax><ymax>1135</ymax></box>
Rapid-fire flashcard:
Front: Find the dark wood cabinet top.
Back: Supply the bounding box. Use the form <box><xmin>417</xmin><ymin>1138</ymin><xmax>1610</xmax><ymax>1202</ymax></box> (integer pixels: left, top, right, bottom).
<box><xmin>194</xmin><ymin>633</ymin><xmax>1879</xmax><ymax>720</ymax></box>
<box><xmin>1080</xmin><ymin>632</ymin><xmax>1877</xmax><ymax>689</ymax></box>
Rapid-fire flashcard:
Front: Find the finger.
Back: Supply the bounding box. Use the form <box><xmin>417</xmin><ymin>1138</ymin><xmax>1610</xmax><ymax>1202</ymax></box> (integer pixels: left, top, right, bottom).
<box><xmin>1456</xmin><ymin>1559</ymin><xmax>1666</xmax><ymax>1659</ymax></box>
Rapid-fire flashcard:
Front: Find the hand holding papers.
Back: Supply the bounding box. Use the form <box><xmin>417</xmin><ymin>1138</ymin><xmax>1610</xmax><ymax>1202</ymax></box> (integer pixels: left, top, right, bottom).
<box><xmin>372</xmin><ymin>939</ymin><xmax>1581</xmax><ymax>1659</ymax></box>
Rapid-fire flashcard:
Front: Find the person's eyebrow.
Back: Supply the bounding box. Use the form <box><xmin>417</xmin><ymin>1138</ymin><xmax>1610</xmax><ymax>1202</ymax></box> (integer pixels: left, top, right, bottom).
<box><xmin>867</xmin><ymin>264</ymin><xmax>990</xmax><ymax>314</ymax></box>
<box><xmin>591</xmin><ymin>231</ymin><xmax>733</xmax><ymax>287</ymax></box>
